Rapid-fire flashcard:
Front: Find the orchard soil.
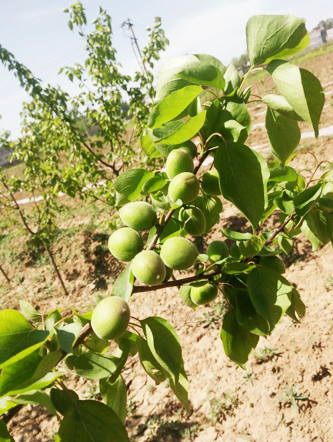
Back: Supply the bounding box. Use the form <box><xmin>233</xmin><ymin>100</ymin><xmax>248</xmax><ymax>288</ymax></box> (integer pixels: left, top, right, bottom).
<box><xmin>1</xmin><ymin>47</ymin><xmax>333</xmax><ymax>441</ymax></box>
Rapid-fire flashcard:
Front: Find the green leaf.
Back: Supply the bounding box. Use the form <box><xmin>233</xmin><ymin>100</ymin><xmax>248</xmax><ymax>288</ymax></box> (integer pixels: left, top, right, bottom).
<box><xmin>153</xmin><ymin>140</ymin><xmax>196</xmax><ymax>158</ymax></box>
<box><xmin>221</xmin><ymin>120</ymin><xmax>248</xmax><ymax>144</ymax></box>
<box><xmin>301</xmin><ymin>210</ymin><xmax>330</xmax><ymax>251</ymax></box>
<box><xmin>222</xmin><ymin>261</ymin><xmax>256</xmax><ymax>274</ymax></box>
<box><xmin>0</xmin><ymin>397</ymin><xmax>17</xmax><ymax>416</ymax></box>
<box><xmin>286</xmin><ymin>288</ymin><xmax>306</xmax><ymax>321</ymax></box>
<box><xmin>179</xmin><ymin>285</ymin><xmax>198</xmax><ymax>310</ymax></box>
<box><xmin>137</xmin><ymin>337</ymin><xmax>166</xmax><ymax>385</ymax></box>
<box><xmin>50</xmin><ymin>389</ymin><xmax>79</xmax><ymax>416</ymax></box>
<box><xmin>269</xmin><ymin>166</ymin><xmax>298</xmax><ymax>183</ymax></box>
<box><xmin>221</xmin><ymin>310</ymin><xmax>259</xmax><ymax>369</ymax></box>
<box><xmin>238</xmin><ymin>236</ymin><xmax>263</xmax><ymax>257</ymax></box>
<box><xmin>246</xmin><ymin>15</ymin><xmax>308</xmax><ymax>66</ymax></box>
<box><xmin>248</xmin><ymin>267</ymin><xmax>292</xmax><ymax>332</ymax></box>
<box><xmin>294</xmin><ymin>183</ymin><xmax>322</xmax><ymax>217</ymax></box>
<box><xmin>262</xmin><ymin>94</ymin><xmax>302</xmax><ymax>120</ymax></box>
<box><xmin>56</xmin><ymin>321</ymin><xmax>82</xmax><ymax>353</ymax></box>
<box><xmin>100</xmin><ymin>375</ymin><xmax>127</xmax><ymax>423</ymax></box>
<box><xmin>0</xmin><ymin>310</ymin><xmax>49</xmax><ymax>369</ymax></box>
<box><xmin>142</xmin><ymin>174</ymin><xmax>169</xmax><ymax>194</ymax></box>
<box><xmin>141</xmin><ymin>317</ymin><xmax>182</xmax><ymax>382</ymax></box>
<box><xmin>177</xmin><ymin>62</ymin><xmax>225</xmax><ymax>90</ymax></box>
<box><xmin>224</xmin><ymin>100</ymin><xmax>251</xmax><ymax>134</ymax></box>
<box><xmin>19</xmin><ymin>301</ymin><xmax>41</xmax><ymax>322</ymax></box>
<box><xmin>114</xmin><ymin>169</ymin><xmax>154</xmax><ymax>203</ymax></box>
<box><xmin>224</xmin><ymin>63</ymin><xmax>241</xmax><ymax>95</ymax></box>
<box><xmin>0</xmin><ymin>351</ymin><xmax>61</xmax><ymax>397</ymax></box>
<box><xmin>0</xmin><ymin>419</ymin><xmax>14</xmax><ymax>441</ymax></box>
<box><xmin>221</xmin><ymin>228</ymin><xmax>252</xmax><ymax>241</ymax></box>
<box><xmin>167</xmin><ymin>365</ymin><xmax>190</xmax><ymax>412</ymax></box>
<box><xmin>153</xmin><ymin>111</ymin><xmax>206</xmax><ymax>145</ymax></box>
<box><xmin>215</xmin><ymin>142</ymin><xmax>269</xmax><ymax>229</ymax></box>
<box><xmin>278</xmin><ymin>233</ymin><xmax>293</xmax><ymax>254</ymax></box>
<box><xmin>13</xmin><ymin>391</ymin><xmax>57</xmax><ymax>415</ymax></box>
<box><xmin>141</xmin><ymin>132</ymin><xmax>162</xmax><ymax>159</ymax></box>
<box><xmin>66</xmin><ymin>353</ymin><xmax>120</xmax><ymax>380</ymax></box>
<box><xmin>267</xmin><ymin>60</ymin><xmax>325</xmax><ymax>137</ymax></box>
<box><xmin>194</xmin><ymin>54</ymin><xmax>226</xmax><ymax>76</ymax></box>
<box><xmin>112</xmin><ymin>264</ymin><xmax>134</xmax><ymax>302</ymax></box>
<box><xmin>266</xmin><ymin>108</ymin><xmax>301</xmax><ymax>165</ymax></box>
<box><xmin>234</xmin><ymin>289</ymin><xmax>269</xmax><ymax>337</ymax></box>
<box><xmin>149</xmin><ymin>85</ymin><xmax>203</xmax><ymax>129</ymax></box>
<box><xmin>55</xmin><ymin>400</ymin><xmax>129</xmax><ymax>442</ymax></box>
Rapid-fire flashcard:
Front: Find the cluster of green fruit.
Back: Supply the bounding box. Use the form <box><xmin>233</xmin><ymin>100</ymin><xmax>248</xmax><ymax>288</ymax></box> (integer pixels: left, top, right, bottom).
<box><xmin>91</xmin><ymin>148</ymin><xmax>225</xmax><ymax>341</ymax></box>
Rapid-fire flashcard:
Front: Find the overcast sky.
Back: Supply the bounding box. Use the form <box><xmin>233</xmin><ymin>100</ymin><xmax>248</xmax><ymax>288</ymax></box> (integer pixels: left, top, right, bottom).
<box><xmin>1</xmin><ymin>0</ymin><xmax>332</xmax><ymax>138</ymax></box>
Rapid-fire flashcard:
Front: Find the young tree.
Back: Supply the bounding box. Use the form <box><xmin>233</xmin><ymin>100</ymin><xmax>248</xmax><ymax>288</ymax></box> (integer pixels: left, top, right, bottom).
<box><xmin>0</xmin><ymin>13</ymin><xmax>329</xmax><ymax>442</ymax></box>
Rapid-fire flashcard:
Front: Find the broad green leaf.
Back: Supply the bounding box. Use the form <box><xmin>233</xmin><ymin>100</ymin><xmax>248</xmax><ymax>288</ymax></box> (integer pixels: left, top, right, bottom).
<box><xmin>50</xmin><ymin>389</ymin><xmax>79</xmax><ymax>416</ymax></box>
<box><xmin>234</xmin><ymin>289</ymin><xmax>269</xmax><ymax>337</ymax></box>
<box><xmin>225</xmin><ymin>100</ymin><xmax>251</xmax><ymax>134</ymax></box>
<box><xmin>238</xmin><ymin>236</ymin><xmax>263</xmax><ymax>257</ymax></box>
<box><xmin>0</xmin><ymin>419</ymin><xmax>14</xmax><ymax>441</ymax></box>
<box><xmin>246</xmin><ymin>15</ymin><xmax>308</xmax><ymax>66</ymax></box>
<box><xmin>108</xmin><ymin>340</ymin><xmax>130</xmax><ymax>384</ymax></box>
<box><xmin>137</xmin><ymin>337</ymin><xmax>166</xmax><ymax>385</ymax></box>
<box><xmin>222</xmin><ymin>261</ymin><xmax>256</xmax><ymax>274</ymax></box>
<box><xmin>154</xmin><ymin>140</ymin><xmax>197</xmax><ymax>157</ymax></box>
<box><xmin>221</xmin><ymin>228</ymin><xmax>252</xmax><ymax>241</ymax></box>
<box><xmin>153</xmin><ymin>111</ymin><xmax>206</xmax><ymax>145</ymax></box>
<box><xmin>294</xmin><ymin>183</ymin><xmax>322</xmax><ymax>217</ymax></box>
<box><xmin>84</xmin><ymin>332</ymin><xmax>109</xmax><ymax>354</ymax></box>
<box><xmin>13</xmin><ymin>391</ymin><xmax>57</xmax><ymax>415</ymax></box>
<box><xmin>262</xmin><ymin>94</ymin><xmax>302</xmax><ymax>120</ymax></box>
<box><xmin>215</xmin><ymin>142</ymin><xmax>269</xmax><ymax>229</ymax></box>
<box><xmin>141</xmin><ymin>317</ymin><xmax>182</xmax><ymax>383</ymax></box>
<box><xmin>156</xmin><ymin>55</ymin><xmax>199</xmax><ymax>101</ymax></box>
<box><xmin>179</xmin><ymin>285</ymin><xmax>198</xmax><ymax>310</ymax></box>
<box><xmin>266</xmin><ymin>108</ymin><xmax>301</xmax><ymax>165</ymax></box>
<box><xmin>100</xmin><ymin>375</ymin><xmax>127</xmax><ymax>423</ymax></box>
<box><xmin>167</xmin><ymin>365</ymin><xmax>190</xmax><ymax>412</ymax></box>
<box><xmin>278</xmin><ymin>233</ymin><xmax>293</xmax><ymax>254</ymax></box>
<box><xmin>112</xmin><ymin>264</ymin><xmax>134</xmax><ymax>302</ymax></box>
<box><xmin>66</xmin><ymin>353</ymin><xmax>119</xmax><ymax>380</ymax></box>
<box><xmin>0</xmin><ymin>351</ymin><xmax>61</xmax><ymax>397</ymax></box>
<box><xmin>224</xmin><ymin>63</ymin><xmax>241</xmax><ymax>95</ymax></box>
<box><xmin>149</xmin><ymin>85</ymin><xmax>203</xmax><ymax>129</ymax></box>
<box><xmin>269</xmin><ymin>166</ymin><xmax>298</xmax><ymax>183</ymax></box>
<box><xmin>221</xmin><ymin>310</ymin><xmax>259</xmax><ymax>369</ymax></box>
<box><xmin>0</xmin><ymin>397</ymin><xmax>17</xmax><ymax>416</ymax></box>
<box><xmin>286</xmin><ymin>288</ymin><xmax>306</xmax><ymax>321</ymax></box>
<box><xmin>142</xmin><ymin>174</ymin><xmax>169</xmax><ymax>194</ymax></box>
<box><xmin>177</xmin><ymin>62</ymin><xmax>225</xmax><ymax>90</ymax></box>
<box><xmin>19</xmin><ymin>301</ymin><xmax>41</xmax><ymax>322</ymax></box>
<box><xmin>0</xmin><ymin>310</ymin><xmax>49</xmax><ymax>369</ymax></box>
<box><xmin>248</xmin><ymin>267</ymin><xmax>292</xmax><ymax>332</ymax></box>
<box><xmin>267</xmin><ymin>60</ymin><xmax>325</xmax><ymax>137</ymax></box>
<box><xmin>275</xmin><ymin>193</ymin><xmax>294</xmax><ymax>215</ymax></box>
<box><xmin>301</xmin><ymin>210</ymin><xmax>330</xmax><ymax>251</ymax></box>
<box><xmin>141</xmin><ymin>132</ymin><xmax>162</xmax><ymax>159</ymax></box>
<box><xmin>114</xmin><ymin>169</ymin><xmax>154</xmax><ymax>203</ymax></box>
<box><xmin>55</xmin><ymin>400</ymin><xmax>129</xmax><ymax>442</ymax></box>
<box><xmin>56</xmin><ymin>321</ymin><xmax>81</xmax><ymax>353</ymax></box>
<box><xmin>194</xmin><ymin>54</ymin><xmax>226</xmax><ymax>76</ymax></box>
<box><xmin>45</xmin><ymin>310</ymin><xmax>62</xmax><ymax>330</ymax></box>
<box><xmin>221</xmin><ymin>120</ymin><xmax>248</xmax><ymax>144</ymax></box>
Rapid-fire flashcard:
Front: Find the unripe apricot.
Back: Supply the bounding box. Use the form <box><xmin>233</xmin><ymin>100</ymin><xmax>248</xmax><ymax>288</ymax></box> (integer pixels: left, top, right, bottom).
<box><xmin>168</xmin><ymin>172</ymin><xmax>200</xmax><ymax>204</ymax></box>
<box><xmin>207</xmin><ymin>241</ymin><xmax>229</xmax><ymax>263</ymax></box>
<box><xmin>260</xmin><ymin>256</ymin><xmax>285</xmax><ymax>274</ymax></box>
<box><xmin>160</xmin><ymin>237</ymin><xmax>198</xmax><ymax>270</ymax></box>
<box><xmin>202</xmin><ymin>169</ymin><xmax>221</xmax><ymax>196</ymax></box>
<box><xmin>108</xmin><ymin>227</ymin><xmax>143</xmax><ymax>262</ymax></box>
<box><xmin>179</xmin><ymin>206</ymin><xmax>206</xmax><ymax>236</ymax></box>
<box><xmin>166</xmin><ymin>149</ymin><xmax>194</xmax><ymax>179</ymax></box>
<box><xmin>119</xmin><ymin>201</ymin><xmax>156</xmax><ymax>231</ymax></box>
<box><xmin>91</xmin><ymin>296</ymin><xmax>130</xmax><ymax>341</ymax></box>
<box><xmin>190</xmin><ymin>282</ymin><xmax>218</xmax><ymax>305</ymax></box>
<box><xmin>132</xmin><ymin>250</ymin><xmax>166</xmax><ymax>285</ymax></box>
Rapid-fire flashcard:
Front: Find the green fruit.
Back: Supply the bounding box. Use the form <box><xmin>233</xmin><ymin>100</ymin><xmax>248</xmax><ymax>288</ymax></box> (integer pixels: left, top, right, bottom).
<box><xmin>202</xmin><ymin>169</ymin><xmax>221</xmax><ymax>196</ymax></box>
<box><xmin>260</xmin><ymin>256</ymin><xmax>285</xmax><ymax>274</ymax></box>
<box><xmin>207</xmin><ymin>241</ymin><xmax>229</xmax><ymax>263</ymax></box>
<box><xmin>239</xmin><ymin>236</ymin><xmax>262</xmax><ymax>257</ymax></box>
<box><xmin>119</xmin><ymin>201</ymin><xmax>156</xmax><ymax>231</ymax></box>
<box><xmin>190</xmin><ymin>282</ymin><xmax>218</xmax><ymax>305</ymax></box>
<box><xmin>132</xmin><ymin>251</ymin><xmax>166</xmax><ymax>285</ymax></box>
<box><xmin>165</xmin><ymin>149</ymin><xmax>194</xmax><ymax>179</ymax></box>
<box><xmin>91</xmin><ymin>296</ymin><xmax>130</xmax><ymax>341</ymax></box>
<box><xmin>168</xmin><ymin>172</ymin><xmax>200</xmax><ymax>204</ymax></box>
<box><xmin>164</xmin><ymin>266</ymin><xmax>173</xmax><ymax>282</ymax></box>
<box><xmin>108</xmin><ymin>228</ymin><xmax>143</xmax><ymax>262</ymax></box>
<box><xmin>160</xmin><ymin>237</ymin><xmax>198</xmax><ymax>270</ymax></box>
<box><xmin>179</xmin><ymin>206</ymin><xmax>206</xmax><ymax>236</ymax></box>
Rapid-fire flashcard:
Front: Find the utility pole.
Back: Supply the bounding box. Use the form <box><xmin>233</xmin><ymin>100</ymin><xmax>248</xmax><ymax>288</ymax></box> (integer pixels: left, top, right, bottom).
<box><xmin>121</xmin><ymin>19</ymin><xmax>148</xmax><ymax>76</ymax></box>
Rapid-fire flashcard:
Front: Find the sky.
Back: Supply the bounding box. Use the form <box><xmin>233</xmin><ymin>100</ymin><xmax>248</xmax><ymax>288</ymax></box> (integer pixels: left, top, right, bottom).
<box><xmin>0</xmin><ymin>0</ymin><xmax>332</xmax><ymax>139</ymax></box>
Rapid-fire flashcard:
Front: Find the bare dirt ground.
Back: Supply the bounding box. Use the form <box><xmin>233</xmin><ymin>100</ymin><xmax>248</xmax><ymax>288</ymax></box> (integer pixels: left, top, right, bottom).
<box><xmin>2</xmin><ymin>46</ymin><xmax>333</xmax><ymax>442</ymax></box>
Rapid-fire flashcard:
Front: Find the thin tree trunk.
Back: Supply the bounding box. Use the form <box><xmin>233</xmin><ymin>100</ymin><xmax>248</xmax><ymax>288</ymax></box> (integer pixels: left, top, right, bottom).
<box><xmin>0</xmin><ymin>262</ymin><xmax>10</xmax><ymax>283</ymax></box>
<box><xmin>44</xmin><ymin>244</ymin><xmax>69</xmax><ymax>296</ymax></box>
